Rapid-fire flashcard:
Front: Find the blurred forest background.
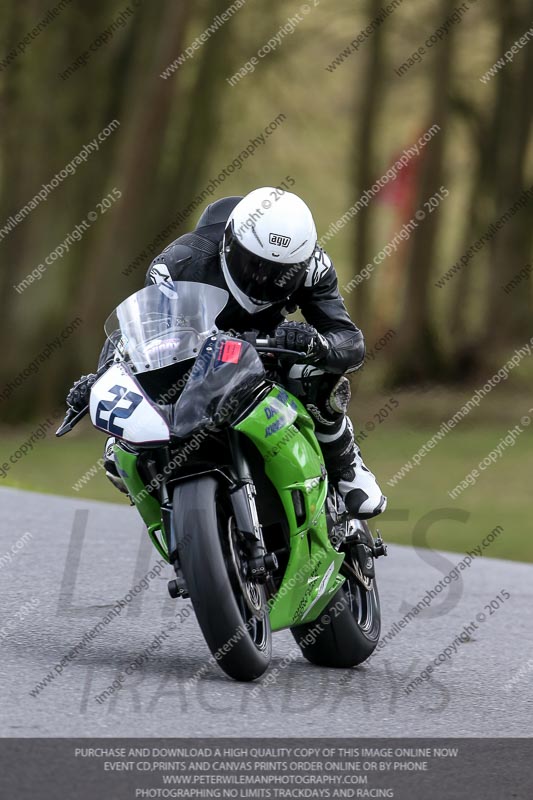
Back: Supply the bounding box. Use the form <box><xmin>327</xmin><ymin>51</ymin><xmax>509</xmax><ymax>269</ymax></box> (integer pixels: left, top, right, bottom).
<box><xmin>0</xmin><ymin>0</ymin><xmax>531</xmax><ymax>559</ymax></box>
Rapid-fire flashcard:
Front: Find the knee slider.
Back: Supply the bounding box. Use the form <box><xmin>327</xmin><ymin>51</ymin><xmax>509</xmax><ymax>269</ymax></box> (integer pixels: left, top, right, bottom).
<box><xmin>328</xmin><ymin>376</ymin><xmax>351</xmax><ymax>415</ymax></box>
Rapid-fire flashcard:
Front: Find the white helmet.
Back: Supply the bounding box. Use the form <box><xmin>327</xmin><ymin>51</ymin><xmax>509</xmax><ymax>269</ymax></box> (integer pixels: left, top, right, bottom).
<box><xmin>220</xmin><ymin>187</ymin><xmax>318</xmax><ymax>313</ymax></box>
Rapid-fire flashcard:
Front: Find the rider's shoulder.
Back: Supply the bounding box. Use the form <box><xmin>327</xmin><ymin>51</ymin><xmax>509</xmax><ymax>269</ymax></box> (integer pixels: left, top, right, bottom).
<box><xmin>160</xmin><ymin>240</ymin><xmax>195</xmax><ymax>263</ymax></box>
<box><xmin>147</xmin><ymin>241</ymin><xmax>194</xmax><ymax>285</ymax></box>
<box><xmin>303</xmin><ymin>246</ymin><xmax>335</xmax><ymax>289</ymax></box>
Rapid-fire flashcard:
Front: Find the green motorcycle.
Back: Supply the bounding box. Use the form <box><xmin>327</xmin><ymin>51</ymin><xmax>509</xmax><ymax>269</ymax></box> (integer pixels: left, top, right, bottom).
<box><xmin>57</xmin><ymin>280</ymin><xmax>387</xmax><ymax>682</ymax></box>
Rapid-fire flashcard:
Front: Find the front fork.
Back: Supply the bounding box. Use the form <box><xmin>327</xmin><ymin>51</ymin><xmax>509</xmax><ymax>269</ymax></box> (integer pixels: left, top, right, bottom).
<box><xmin>167</xmin><ymin>434</ymin><xmax>277</xmax><ymax>599</ymax></box>
<box><xmin>227</xmin><ymin>430</ymin><xmax>278</xmax><ymax>583</ymax></box>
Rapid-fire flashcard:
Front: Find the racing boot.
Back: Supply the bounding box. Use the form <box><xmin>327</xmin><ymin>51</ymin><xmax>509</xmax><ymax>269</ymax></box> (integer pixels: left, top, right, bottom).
<box><xmin>305</xmin><ymin>375</ymin><xmax>387</xmax><ymax>520</ymax></box>
<box><xmin>317</xmin><ymin>416</ymin><xmax>387</xmax><ymax>520</ymax></box>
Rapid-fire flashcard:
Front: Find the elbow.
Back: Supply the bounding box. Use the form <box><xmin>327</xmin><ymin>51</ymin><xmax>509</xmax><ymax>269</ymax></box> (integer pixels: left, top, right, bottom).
<box><xmin>325</xmin><ymin>330</ymin><xmax>365</xmax><ymax>373</ymax></box>
<box><xmin>348</xmin><ymin>330</ymin><xmax>365</xmax><ymax>370</ymax></box>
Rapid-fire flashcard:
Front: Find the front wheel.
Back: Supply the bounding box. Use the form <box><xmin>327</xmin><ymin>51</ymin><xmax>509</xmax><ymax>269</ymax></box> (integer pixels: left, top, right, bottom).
<box><xmin>290</xmin><ymin>523</ymin><xmax>381</xmax><ymax>668</ymax></box>
<box><xmin>173</xmin><ymin>477</ymin><xmax>271</xmax><ymax>682</ymax></box>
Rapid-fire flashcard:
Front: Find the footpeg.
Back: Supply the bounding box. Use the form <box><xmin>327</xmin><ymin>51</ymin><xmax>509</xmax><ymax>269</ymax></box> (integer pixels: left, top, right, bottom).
<box><xmin>372</xmin><ymin>533</ymin><xmax>388</xmax><ymax>558</ymax></box>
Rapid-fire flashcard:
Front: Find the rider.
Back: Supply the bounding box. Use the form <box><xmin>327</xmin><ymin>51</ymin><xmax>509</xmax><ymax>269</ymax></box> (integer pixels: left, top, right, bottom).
<box><xmin>67</xmin><ymin>188</ymin><xmax>387</xmax><ymax>519</ymax></box>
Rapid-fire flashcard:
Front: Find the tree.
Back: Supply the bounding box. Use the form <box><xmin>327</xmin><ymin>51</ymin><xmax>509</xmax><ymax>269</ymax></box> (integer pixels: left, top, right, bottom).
<box><xmin>482</xmin><ymin>0</ymin><xmax>533</xmax><ymax>353</ymax></box>
<box><xmin>350</xmin><ymin>0</ymin><xmax>386</xmax><ymax>334</ymax></box>
<box><xmin>389</xmin><ymin>0</ymin><xmax>456</xmax><ymax>384</ymax></box>
<box><xmin>76</xmin><ymin>1</ymin><xmax>193</xmax><ymax>364</ymax></box>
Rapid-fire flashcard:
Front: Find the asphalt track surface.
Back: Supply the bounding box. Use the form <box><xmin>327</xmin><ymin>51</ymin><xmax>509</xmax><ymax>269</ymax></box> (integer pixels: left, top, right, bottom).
<box><xmin>1</xmin><ymin>487</ymin><xmax>532</xmax><ymax>737</ymax></box>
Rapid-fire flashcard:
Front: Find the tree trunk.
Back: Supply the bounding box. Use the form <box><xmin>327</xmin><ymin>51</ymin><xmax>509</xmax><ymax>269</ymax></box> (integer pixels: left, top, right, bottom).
<box><xmin>76</xmin><ymin>1</ymin><xmax>193</xmax><ymax>364</ymax></box>
<box><xmin>390</xmin><ymin>0</ymin><xmax>455</xmax><ymax>385</ymax></box>
<box><xmin>350</xmin><ymin>0</ymin><xmax>386</xmax><ymax>333</ymax></box>
<box><xmin>482</xmin><ymin>0</ymin><xmax>533</xmax><ymax>354</ymax></box>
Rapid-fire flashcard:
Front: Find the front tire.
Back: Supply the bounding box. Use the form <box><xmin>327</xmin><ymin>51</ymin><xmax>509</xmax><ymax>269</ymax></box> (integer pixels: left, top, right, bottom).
<box><xmin>173</xmin><ymin>477</ymin><xmax>271</xmax><ymax>682</ymax></box>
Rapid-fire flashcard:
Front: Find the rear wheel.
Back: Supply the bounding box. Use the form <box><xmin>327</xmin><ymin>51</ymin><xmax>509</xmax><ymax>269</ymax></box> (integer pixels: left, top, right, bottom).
<box><xmin>290</xmin><ymin>522</ymin><xmax>381</xmax><ymax>668</ymax></box>
<box><xmin>173</xmin><ymin>476</ymin><xmax>271</xmax><ymax>682</ymax></box>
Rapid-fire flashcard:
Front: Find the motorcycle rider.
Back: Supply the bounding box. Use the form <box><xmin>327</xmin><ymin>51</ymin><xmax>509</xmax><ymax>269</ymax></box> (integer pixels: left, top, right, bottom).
<box><xmin>67</xmin><ymin>188</ymin><xmax>387</xmax><ymax>519</ymax></box>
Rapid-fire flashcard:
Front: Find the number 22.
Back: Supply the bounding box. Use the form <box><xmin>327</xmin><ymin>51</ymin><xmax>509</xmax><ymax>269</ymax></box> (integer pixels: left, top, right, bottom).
<box><xmin>95</xmin><ymin>384</ymin><xmax>143</xmax><ymax>436</ymax></box>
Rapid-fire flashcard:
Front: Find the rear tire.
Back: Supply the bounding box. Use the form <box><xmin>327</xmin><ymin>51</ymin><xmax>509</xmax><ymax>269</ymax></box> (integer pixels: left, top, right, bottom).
<box><xmin>173</xmin><ymin>476</ymin><xmax>271</xmax><ymax>682</ymax></box>
<box><xmin>290</xmin><ymin>523</ymin><xmax>381</xmax><ymax>668</ymax></box>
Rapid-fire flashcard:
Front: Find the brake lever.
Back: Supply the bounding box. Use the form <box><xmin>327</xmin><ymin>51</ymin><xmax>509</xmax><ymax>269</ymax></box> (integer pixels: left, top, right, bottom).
<box><xmin>56</xmin><ymin>405</ymin><xmax>89</xmax><ymax>437</ymax></box>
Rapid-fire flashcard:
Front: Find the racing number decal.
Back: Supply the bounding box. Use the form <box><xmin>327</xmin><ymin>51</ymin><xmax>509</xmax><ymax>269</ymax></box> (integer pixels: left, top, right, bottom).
<box><xmin>95</xmin><ymin>384</ymin><xmax>143</xmax><ymax>436</ymax></box>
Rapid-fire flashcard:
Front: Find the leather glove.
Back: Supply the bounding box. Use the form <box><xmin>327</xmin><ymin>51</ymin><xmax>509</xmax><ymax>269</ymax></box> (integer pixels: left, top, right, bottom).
<box><xmin>274</xmin><ymin>321</ymin><xmax>329</xmax><ymax>362</ymax></box>
<box><xmin>66</xmin><ymin>374</ymin><xmax>97</xmax><ymax>411</ymax></box>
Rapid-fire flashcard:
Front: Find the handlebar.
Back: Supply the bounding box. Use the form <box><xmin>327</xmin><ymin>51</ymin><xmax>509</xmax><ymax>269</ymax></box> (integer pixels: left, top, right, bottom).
<box><xmin>243</xmin><ymin>332</ymin><xmax>304</xmax><ymax>359</ymax></box>
<box><xmin>255</xmin><ymin>336</ymin><xmax>276</xmax><ymax>348</ymax></box>
<box><xmin>56</xmin><ymin>337</ymin><xmax>304</xmax><ymax>440</ymax></box>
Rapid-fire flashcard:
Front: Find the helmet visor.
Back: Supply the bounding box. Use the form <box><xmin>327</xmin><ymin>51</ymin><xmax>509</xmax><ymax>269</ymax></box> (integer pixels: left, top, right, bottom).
<box><xmin>223</xmin><ymin>223</ymin><xmax>312</xmax><ymax>304</ymax></box>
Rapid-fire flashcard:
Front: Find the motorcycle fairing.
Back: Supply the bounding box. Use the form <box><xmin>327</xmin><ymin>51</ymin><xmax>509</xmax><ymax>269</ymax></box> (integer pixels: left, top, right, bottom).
<box><xmin>234</xmin><ymin>386</ymin><xmax>345</xmax><ymax>630</ymax></box>
<box><xmin>90</xmin><ymin>363</ymin><xmax>171</xmax><ymax>444</ymax></box>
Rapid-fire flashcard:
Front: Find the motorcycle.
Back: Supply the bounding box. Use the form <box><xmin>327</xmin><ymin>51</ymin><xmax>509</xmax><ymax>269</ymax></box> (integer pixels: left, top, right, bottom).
<box><xmin>57</xmin><ymin>280</ymin><xmax>387</xmax><ymax>682</ymax></box>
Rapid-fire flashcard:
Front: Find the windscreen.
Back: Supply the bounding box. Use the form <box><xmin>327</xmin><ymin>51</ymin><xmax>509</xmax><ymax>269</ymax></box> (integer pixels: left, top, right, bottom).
<box><xmin>104</xmin><ymin>281</ymin><xmax>229</xmax><ymax>373</ymax></box>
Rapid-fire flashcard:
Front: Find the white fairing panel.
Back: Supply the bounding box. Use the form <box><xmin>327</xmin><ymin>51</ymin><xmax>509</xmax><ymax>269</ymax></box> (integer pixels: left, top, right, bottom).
<box><xmin>89</xmin><ymin>364</ymin><xmax>170</xmax><ymax>444</ymax></box>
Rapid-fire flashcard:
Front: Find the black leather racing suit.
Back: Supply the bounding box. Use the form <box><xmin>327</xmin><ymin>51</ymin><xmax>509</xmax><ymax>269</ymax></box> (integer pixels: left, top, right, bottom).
<box><xmin>140</xmin><ymin>196</ymin><xmax>363</xmax><ymax>480</ymax></box>
<box><xmin>100</xmin><ymin>197</ymin><xmax>385</xmax><ymax>517</ymax></box>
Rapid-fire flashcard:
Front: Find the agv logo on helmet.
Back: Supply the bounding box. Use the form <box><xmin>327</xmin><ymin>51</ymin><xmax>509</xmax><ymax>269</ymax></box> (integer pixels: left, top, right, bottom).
<box><xmin>269</xmin><ymin>233</ymin><xmax>291</xmax><ymax>248</ymax></box>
